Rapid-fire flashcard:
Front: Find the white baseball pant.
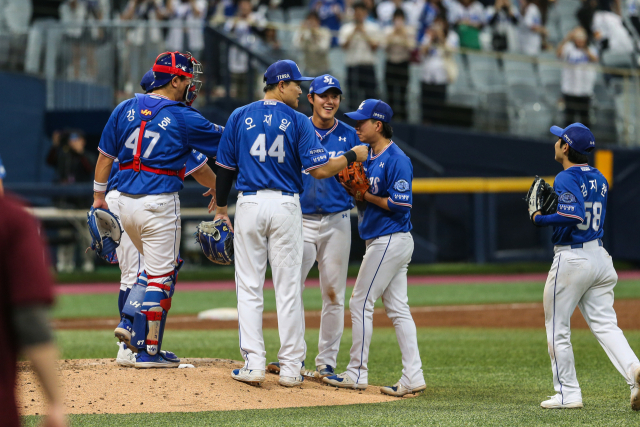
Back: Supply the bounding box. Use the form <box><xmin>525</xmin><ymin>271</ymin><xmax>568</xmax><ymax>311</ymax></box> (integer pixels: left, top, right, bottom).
<box><xmin>346</xmin><ymin>232</ymin><xmax>425</xmax><ymax>388</ymax></box>
<box><xmin>300</xmin><ymin>210</ymin><xmax>351</xmax><ymax>369</ymax></box>
<box><xmin>106</xmin><ymin>189</ymin><xmax>145</xmax><ymax>292</ymax></box>
<box><xmin>544</xmin><ymin>239</ymin><xmax>640</xmax><ymax>404</ymax></box>
<box><xmin>234</xmin><ymin>190</ymin><xmax>305</xmax><ymax>378</ymax></box>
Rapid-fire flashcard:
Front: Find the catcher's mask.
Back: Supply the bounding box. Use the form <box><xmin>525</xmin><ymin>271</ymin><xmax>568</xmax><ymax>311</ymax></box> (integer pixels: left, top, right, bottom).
<box><xmin>148</xmin><ymin>51</ymin><xmax>202</xmax><ymax>106</ymax></box>
<box><xmin>194</xmin><ymin>219</ymin><xmax>234</xmax><ymax>265</ymax></box>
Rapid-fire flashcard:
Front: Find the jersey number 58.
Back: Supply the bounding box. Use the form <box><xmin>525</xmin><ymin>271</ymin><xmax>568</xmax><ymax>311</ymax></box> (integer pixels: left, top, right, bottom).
<box><xmin>577</xmin><ymin>201</ymin><xmax>602</xmax><ymax>232</ymax></box>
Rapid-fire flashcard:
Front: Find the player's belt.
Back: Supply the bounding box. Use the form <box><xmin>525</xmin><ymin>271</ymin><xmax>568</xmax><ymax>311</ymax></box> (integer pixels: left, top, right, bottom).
<box><xmin>569</xmin><ymin>238</ymin><xmax>603</xmax><ymax>249</ymax></box>
<box><xmin>242</xmin><ymin>191</ymin><xmax>294</xmax><ymax>197</ymax></box>
<box><xmin>555</xmin><ymin>238</ymin><xmax>603</xmax><ymax>251</ymax></box>
<box><xmin>119</xmin><ymin>161</ymin><xmax>186</xmax><ymax>181</ymax></box>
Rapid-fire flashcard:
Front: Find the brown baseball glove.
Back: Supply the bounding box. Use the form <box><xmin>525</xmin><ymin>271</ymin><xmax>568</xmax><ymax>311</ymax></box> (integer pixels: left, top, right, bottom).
<box><xmin>337</xmin><ymin>162</ymin><xmax>370</xmax><ymax>202</ymax></box>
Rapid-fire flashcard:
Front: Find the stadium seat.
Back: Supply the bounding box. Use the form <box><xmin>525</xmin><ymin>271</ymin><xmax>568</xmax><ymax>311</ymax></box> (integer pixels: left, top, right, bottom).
<box><xmin>467</xmin><ymin>54</ymin><xmax>505</xmax><ymax>94</ymax></box>
<box><xmin>503</xmin><ymin>59</ymin><xmax>538</xmax><ymax>86</ymax></box>
<box><xmin>602</xmin><ymin>51</ymin><xmax>634</xmax><ymax>68</ymax></box>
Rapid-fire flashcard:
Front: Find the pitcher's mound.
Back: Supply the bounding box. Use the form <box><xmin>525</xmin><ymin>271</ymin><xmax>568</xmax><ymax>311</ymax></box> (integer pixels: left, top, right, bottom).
<box><xmin>17</xmin><ymin>358</ymin><xmax>401</xmax><ymax>415</ymax></box>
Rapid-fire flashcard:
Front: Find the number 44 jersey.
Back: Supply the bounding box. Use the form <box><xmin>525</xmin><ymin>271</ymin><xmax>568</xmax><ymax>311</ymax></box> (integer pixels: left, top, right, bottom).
<box><xmin>98</xmin><ymin>93</ymin><xmax>223</xmax><ymax>195</ymax></box>
<box><xmin>552</xmin><ymin>164</ymin><xmax>608</xmax><ymax>246</ymax></box>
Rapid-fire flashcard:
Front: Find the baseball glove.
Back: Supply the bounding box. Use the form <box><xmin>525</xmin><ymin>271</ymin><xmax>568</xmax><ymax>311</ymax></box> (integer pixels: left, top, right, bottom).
<box><xmin>86</xmin><ymin>207</ymin><xmax>122</xmax><ymax>263</ymax></box>
<box><xmin>194</xmin><ymin>219</ymin><xmax>234</xmax><ymax>265</ymax></box>
<box><xmin>525</xmin><ymin>176</ymin><xmax>558</xmax><ymax>225</ymax></box>
<box><xmin>337</xmin><ymin>162</ymin><xmax>370</xmax><ymax>202</ymax></box>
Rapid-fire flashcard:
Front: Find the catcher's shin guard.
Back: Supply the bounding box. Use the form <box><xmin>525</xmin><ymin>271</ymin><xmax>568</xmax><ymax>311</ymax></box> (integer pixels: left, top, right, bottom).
<box><xmin>140</xmin><ymin>270</ymin><xmax>177</xmax><ymax>355</ymax></box>
<box><xmin>117</xmin><ymin>273</ymin><xmax>148</xmax><ymax>351</ymax></box>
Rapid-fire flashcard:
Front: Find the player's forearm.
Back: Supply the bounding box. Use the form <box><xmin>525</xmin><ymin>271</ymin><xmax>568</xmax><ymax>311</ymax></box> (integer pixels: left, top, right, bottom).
<box><xmin>23</xmin><ymin>342</ymin><xmax>64</xmax><ymax>406</ymax></box>
<box><xmin>94</xmin><ymin>153</ymin><xmax>113</xmax><ymax>184</ymax></box>
<box><xmin>534</xmin><ymin>212</ymin><xmax>582</xmax><ymax>227</ymax></box>
<box><xmin>192</xmin><ymin>164</ymin><xmax>217</xmax><ymax>189</ymax></box>
<box><xmin>310</xmin><ymin>156</ymin><xmax>348</xmax><ymax>179</ymax></box>
<box><xmin>215</xmin><ymin>167</ymin><xmax>235</xmax><ymax>207</ymax></box>
<box><xmin>363</xmin><ymin>192</ymin><xmax>391</xmax><ymax>211</ymax></box>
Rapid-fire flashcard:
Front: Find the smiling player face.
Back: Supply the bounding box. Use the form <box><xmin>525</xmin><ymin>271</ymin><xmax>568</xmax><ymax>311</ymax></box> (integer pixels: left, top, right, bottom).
<box><xmin>308</xmin><ymin>89</ymin><xmax>341</xmax><ymax>122</ymax></box>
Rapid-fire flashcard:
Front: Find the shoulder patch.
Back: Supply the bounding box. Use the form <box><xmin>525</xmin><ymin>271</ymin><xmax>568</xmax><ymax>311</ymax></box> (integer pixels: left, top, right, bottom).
<box><xmin>394</xmin><ymin>179</ymin><xmax>410</xmax><ymax>192</ymax></box>
<box><xmin>559</xmin><ymin>192</ymin><xmax>577</xmax><ymax>203</ymax></box>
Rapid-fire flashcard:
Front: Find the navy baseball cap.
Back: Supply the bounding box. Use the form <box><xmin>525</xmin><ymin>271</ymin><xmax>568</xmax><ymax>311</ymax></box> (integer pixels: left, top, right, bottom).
<box><xmin>550</xmin><ymin>123</ymin><xmax>595</xmax><ymax>154</ymax></box>
<box><xmin>140</xmin><ymin>68</ymin><xmax>154</xmax><ymax>92</ymax></box>
<box><xmin>309</xmin><ymin>74</ymin><xmax>342</xmax><ymax>94</ymax></box>
<box><xmin>344</xmin><ymin>99</ymin><xmax>393</xmax><ymax>123</ymax></box>
<box><xmin>264</xmin><ymin>60</ymin><xmax>314</xmax><ymax>85</ymax></box>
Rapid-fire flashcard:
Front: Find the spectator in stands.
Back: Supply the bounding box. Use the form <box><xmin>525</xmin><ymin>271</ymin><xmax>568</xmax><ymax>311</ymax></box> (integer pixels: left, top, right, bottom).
<box><xmin>311</xmin><ymin>0</ymin><xmax>345</xmax><ymax>46</ymax></box>
<box><xmin>628</xmin><ymin>0</ymin><xmax>640</xmax><ymax>36</ymax></box>
<box><xmin>557</xmin><ymin>27</ymin><xmax>598</xmax><ymax>128</ymax></box>
<box><xmin>420</xmin><ymin>15</ymin><xmax>459</xmax><ymax>123</ymax></box>
<box><xmin>223</xmin><ymin>0</ymin><xmax>266</xmax><ymax>99</ymax></box>
<box><xmin>591</xmin><ymin>10</ymin><xmax>634</xmax><ymax>55</ymax></box>
<box><xmin>60</xmin><ymin>0</ymin><xmax>102</xmax><ymax>80</ymax></box>
<box><xmin>165</xmin><ymin>0</ymin><xmax>207</xmax><ymax>61</ymax></box>
<box><xmin>294</xmin><ymin>11</ymin><xmax>332</xmax><ymax>75</ymax></box>
<box><xmin>377</xmin><ymin>0</ymin><xmax>415</xmax><ymax>27</ymax></box>
<box><xmin>384</xmin><ymin>9</ymin><xmax>416</xmax><ymax>121</ymax></box>
<box><xmin>339</xmin><ymin>1</ymin><xmax>381</xmax><ymax>110</ymax></box>
<box><xmin>517</xmin><ymin>0</ymin><xmax>545</xmax><ymax>55</ymax></box>
<box><xmin>486</xmin><ymin>0</ymin><xmax>519</xmax><ymax>52</ymax></box>
<box><xmin>261</xmin><ymin>24</ymin><xmax>285</xmax><ymax>62</ymax></box>
<box><xmin>452</xmin><ymin>0</ymin><xmax>486</xmax><ymax>50</ymax></box>
<box><xmin>417</xmin><ymin>0</ymin><xmax>449</xmax><ymax>42</ymax></box>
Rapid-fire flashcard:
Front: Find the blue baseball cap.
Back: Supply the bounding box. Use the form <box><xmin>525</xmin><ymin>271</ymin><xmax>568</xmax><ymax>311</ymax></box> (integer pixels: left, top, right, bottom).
<box><xmin>550</xmin><ymin>123</ymin><xmax>595</xmax><ymax>154</ymax></box>
<box><xmin>344</xmin><ymin>99</ymin><xmax>393</xmax><ymax>123</ymax></box>
<box><xmin>140</xmin><ymin>68</ymin><xmax>155</xmax><ymax>92</ymax></box>
<box><xmin>263</xmin><ymin>60</ymin><xmax>314</xmax><ymax>85</ymax></box>
<box><xmin>309</xmin><ymin>74</ymin><xmax>342</xmax><ymax>94</ymax></box>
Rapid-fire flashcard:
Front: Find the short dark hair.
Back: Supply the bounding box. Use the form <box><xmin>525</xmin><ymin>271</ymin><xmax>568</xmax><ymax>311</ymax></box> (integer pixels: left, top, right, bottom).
<box><xmin>560</xmin><ymin>140</ymin><xmax>589</xmax><ymax>164</ymax></box>
<box><xmin>370</xmin><ymin>119</ymin><xmax>393</xmax><ymax>138</ymax></box>
<box><xmin>263</xmin><ymin>80</ymin><xmax>291</xmax><ymax>93</ymax></box>
<box><xmin>353</xmin><ymin>2</ymin><xmax>367</xmax><ymax>11</ymax></box>
<box><xmin>306</xmin><ymin>10</ymin><xmax>320</xmax><ymax>21</ymax></box>
<box><xmin>310</xmin><ymin>89</ymin><xmax>342</xmax><ymax>102</ymax></box>
<box><xmin>393</xmin><ymin>8</ymin><xmax>405</xmax><ymax>20</ymax></box>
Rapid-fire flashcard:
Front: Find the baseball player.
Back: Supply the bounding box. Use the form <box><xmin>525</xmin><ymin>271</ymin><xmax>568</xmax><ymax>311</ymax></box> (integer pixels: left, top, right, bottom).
<box><xmin>214</xmin><ymin>60</ymin><xmax>368</xmax><ymax>387</ymax></box>
<box><xmin>323</xmin><ymin>99</ymin><xmax>426</xmax><ymax>397</ymax></box>
<box><xmin>266</xmin><ymin>74</ymin><xmax>360</xmax><ymax>379</ymax></box>
<box><xmin>93</xmin><ymin>51</ymin><xmax>223</xmax><ymax>368</ymax></box>
<box><xmin>529</xmin><ymin>123</ymin><xmax>640</xmax><ymax>410</ymax></box>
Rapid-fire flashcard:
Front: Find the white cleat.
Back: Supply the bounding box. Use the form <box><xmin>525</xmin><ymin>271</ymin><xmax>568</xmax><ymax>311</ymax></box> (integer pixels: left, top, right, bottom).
<box><xmin>231</xmin><ymin>367</ymin><xmax>265</xmax><ymax>386</ymax></box>
<box><xmin>380</xmin><ymin>382</ymin><xmax>427</xmax><ymax>397</ymax></box>
<box><xmin>279</xmin><ymin>375</ymin><xmax>304</xmax><ymax>387</ymax></box>
<box><xmin>631</xmin><ymin>366</ymin><xmax>640</xmax><ymax>411</ymax></box>
<box><xmin>115</xmin><ymin>342</ymin><xmax>136</xmax><ymax>367</ymax></box>
<box><xmin>540</xmin><ymin>395</ymin><xmax>583</xmax><ymax>409</ymax></box>
<box><xmin>322</xmin><ymin>372</ymin><xmax>368</xmax><ymax>390</ymax></box>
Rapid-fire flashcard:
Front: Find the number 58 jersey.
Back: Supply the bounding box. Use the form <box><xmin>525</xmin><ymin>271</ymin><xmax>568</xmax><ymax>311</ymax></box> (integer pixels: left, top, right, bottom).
<box><xmin>98</xmin><ymin>94</ymin><xmax>222</xmax><ymax>195</ymax></box>
<box><xmin>552</xmin><ymin>164</ymin><xmax>608</xmax><ymax>246</ymax></box>
<box><xmin>215</xmin><ymin>100</ymin><xmax>329</xmax><ymax>193</ymax></box>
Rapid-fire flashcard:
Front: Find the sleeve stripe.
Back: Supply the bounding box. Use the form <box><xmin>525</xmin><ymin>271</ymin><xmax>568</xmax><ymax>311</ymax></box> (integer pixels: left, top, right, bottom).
<box><xmin>184</xmin><ymin>158</ymin><xmax>208</xmax><ymax>177</ymax></box>
<box><xmin>98</xmin><ymin>147</ymin><xmax>117</xmax><ymax>160</ymax></box>
<box><xmin>558</xmin><ymin>211</ymin><xmax>584</xmax><ymax>221</ymax></box>
<box><xmin>388</xmin><ymin>198</ymin><xmax>412</xmax><ymax>207</ymax></box>
<box><xmin>215</xmin><ymin>161</ymin><xmax>236</xmax><ymax>171</ymax></box>
<box><xmin>304</xmin><ymin>159</ymin><xmax>330</xmax><ymax>172</ymax></box>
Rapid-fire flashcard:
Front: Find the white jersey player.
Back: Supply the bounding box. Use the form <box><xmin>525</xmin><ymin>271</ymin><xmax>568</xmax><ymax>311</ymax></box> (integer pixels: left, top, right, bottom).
<box><xmin>532</xmin><ymin>123</ymin><xmax>640</xmax><ymax>410</ymax></box>
<box><xmin>266</xmin><ymin>74</ymin><xmax>360</xmax><ymax>379</ymax></box>
<box><xmin>323</xmin><ymin>99</ymin><xmax>426</xmax><ymax>397</ymax></box>
<box><xmin>213</xmin><ymin>60</ymin><xmax>368</xmax><ymax>387</ymax></box>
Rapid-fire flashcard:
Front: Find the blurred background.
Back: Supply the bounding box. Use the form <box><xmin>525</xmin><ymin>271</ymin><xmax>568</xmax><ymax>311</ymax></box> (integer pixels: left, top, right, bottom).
<box><xmin>2</xmin><ymin>0</ymin><xmax>640</xmax><ymax>276</ymax></box>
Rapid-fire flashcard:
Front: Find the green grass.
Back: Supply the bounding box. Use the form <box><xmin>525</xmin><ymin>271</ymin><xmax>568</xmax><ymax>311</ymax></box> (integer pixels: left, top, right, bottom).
<box><xmin>52</xmin><ymin>279</ymin><xmax>640</xmax><ymax>319</ymax></box>
<box><xmin>24</xmin><ymin>327</ymin><xmax>640</xmax><ymax>426</ymax></box>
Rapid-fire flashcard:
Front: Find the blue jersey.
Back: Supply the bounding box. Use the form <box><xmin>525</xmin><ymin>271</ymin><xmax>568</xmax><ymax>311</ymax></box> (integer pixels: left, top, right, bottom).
<box><xmin>300</xmin><ymin>119</ymin><xmax>359</xmax><ymax>214</ymax></box>
<box><xmin>0</xmin><ymin>155</ymin><xmax>6</xmax><ymax>179</ymax></box>
<box><xmin>106</xmin><ymin>150</ymin><xmax>208</xmax><ymax>193</ymax></box>
<box><xmin>359</xmin><ymin>142</ymin><xmax>413</xmax><ymax>240</ymax></box>
<box><xmin>215</xmin><ymin>100</ymin><xmax>329</xmax><ymax>194</ymax></box>
<box><xmin>551</xmin><ymin>164</ymin><xmax>608</xmax><ymax>246</ymax></box>
<box><xmin>98</xmin><ymin>93</ymin><xmax>222</xmax><ymax>195</ymax></box>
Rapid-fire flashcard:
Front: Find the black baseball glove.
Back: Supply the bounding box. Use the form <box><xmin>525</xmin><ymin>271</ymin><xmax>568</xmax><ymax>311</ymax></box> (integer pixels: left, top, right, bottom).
<box><xmin>525</xmin><ymin>176</ymin><xmax>558</xmax><ymax>225</ymax></box>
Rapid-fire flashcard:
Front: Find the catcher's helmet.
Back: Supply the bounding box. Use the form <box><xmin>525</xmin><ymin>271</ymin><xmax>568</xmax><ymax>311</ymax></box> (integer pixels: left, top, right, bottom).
<box><xmin>194</xmin><ymin>219</ymin><xmax>234</xmax><ymax>265</ymax></box>
<box><xmin>144</xmin><ymin>51</ymin><xmax>202</xmax><ymax>106</ymax></box>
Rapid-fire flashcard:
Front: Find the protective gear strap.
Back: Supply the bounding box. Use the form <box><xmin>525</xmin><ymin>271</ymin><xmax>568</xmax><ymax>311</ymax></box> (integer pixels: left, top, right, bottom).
<box><xmin>133</xmin><ymin>120</ymin><xmax>147</xmax><ymax>173</ymax></box>
<box><xmin>152</xmin><ymin>51</ymin><xmax>194</xmax><ymax>78</ymax></box>
<box><xmin>142</xmin><ymin>310</ymin><xmax>164</xmax><ymax>321</ymax></box>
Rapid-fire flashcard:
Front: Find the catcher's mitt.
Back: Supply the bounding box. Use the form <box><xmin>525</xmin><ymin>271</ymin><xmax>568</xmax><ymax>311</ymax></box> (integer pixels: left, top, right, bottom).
<box><xmin>525</xmin><ymin>176</ymin><xmax>558</xmax><ymax>225</ymax></box>
<box><xmin>337</xmin><ymin>161</ymin><xmax>369</xmax><ymax>202</ymax></box>
<box><xmin>86</xmin><ymin>207</ymin><xmax>122</xmax><ymax>263</ymax></box>
<box><xmin>194</xmin><ymin>219</ymin><xmax>234</xmax><ymax>265</ymax></box>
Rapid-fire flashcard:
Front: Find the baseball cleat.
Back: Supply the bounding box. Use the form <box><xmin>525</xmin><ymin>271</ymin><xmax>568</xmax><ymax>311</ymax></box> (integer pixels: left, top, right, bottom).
<box><xmin>540</xmin><ymin>395</ymin><xmax>583</xmax><ymax>409</ymax></box>
<box><xmin>631</xmin><ymin>366</ymin><xmax>640</xmax><ymax>411</ymax></box>
<box><xmin>322</xmin><ymin>372</ymin><xmax>367</xmax><ymax>390</ymax></box>
<box><xmin>115</xmin><ymin>342</ymin><xmax>136</xmax><ymax>367</ymax></box>
<box><xmin>279</xmin><ymin>375</ymin><xmax>304</xmax><ymax>387</ymax></box>
<box><xmin>316</xmin><ymin>364</ymin><xmax>335</xmax><ymax>378</ymax></box>
<box><xmin>135</xmin><ymin>350</ymin><xmax>180</xmax><ymax>368</ymax></box>
<box><xmin>231</xmin><ymin>367</ymin><xmax>265</xmax><ymax>386</ymax></box>
<box><xmin>267</xmin><ymin>361</ymin><xmax>314</xmax><ymax>377</ymax></box>
<box><xmin>380</xmin><ymin>382</ymin><xmax>426</xmax><ymax>397</ymax></box>
<box><xmin>114</xmin><ymin>317</ymin><xmax>136</xmax><ymax>353</ymax></box>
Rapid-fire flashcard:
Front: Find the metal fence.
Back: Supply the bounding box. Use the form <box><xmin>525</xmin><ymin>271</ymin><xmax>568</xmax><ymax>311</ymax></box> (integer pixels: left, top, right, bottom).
<box><xmin>6</xmin><ymin>20</ymin><xmax>640</xmax><ymax>146</ymax></box>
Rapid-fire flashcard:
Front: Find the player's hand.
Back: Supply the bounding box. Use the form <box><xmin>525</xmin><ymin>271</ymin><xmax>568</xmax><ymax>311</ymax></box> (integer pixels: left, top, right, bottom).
<box><xmin>203</xmin><ymin>188</ymin><xmax>216</xmax><ymax>213</ymax></box>
<box><xmin>352</xmin><ymin>145</ymin><xmax>369</xmax><ymax>162</ymax></box>
<box><xmin>92</xmin><ymin>194</ymin><xmax>109</xmax><ymax>210</ymax></box>
<box><xmin>214</xmin><ymin>206</ymin><xmax>233</xmax><ymax>233</ymax></box>
<box><xmin>41</xmin><ymin>403</ymin><xmax>68</xmax><ymax>427</ymax></box>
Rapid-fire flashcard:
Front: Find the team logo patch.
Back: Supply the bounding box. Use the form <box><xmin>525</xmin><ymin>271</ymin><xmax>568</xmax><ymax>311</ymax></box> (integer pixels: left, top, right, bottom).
<box><xmin>141</xmin><ymin>109</ymin><xmax>152</xmax><ymax>116</ymax></box>
<box><xmin>394</xmin><ymin>179</ymin><xmax>410</xmax><ymax>192</ymax></box>
<box><xmin>559</xmin><ymin>192</ymin><xmax>577</xmax><ymax>203</ymax></box>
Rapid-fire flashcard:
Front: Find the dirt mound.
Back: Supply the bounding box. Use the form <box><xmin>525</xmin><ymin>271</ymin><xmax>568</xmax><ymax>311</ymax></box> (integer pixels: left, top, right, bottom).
<box><xmin>16</xmin><ymin>358</ymin><xmax>398</xmax><ymax>416</ymax></box>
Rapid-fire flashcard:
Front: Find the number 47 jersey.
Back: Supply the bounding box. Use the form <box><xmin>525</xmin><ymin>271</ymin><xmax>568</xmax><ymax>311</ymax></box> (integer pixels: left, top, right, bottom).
<box><xmin>215</xmin><ymin>100</ymin><xmax>329</xmax><ymax>193</ymax></box>
<box><xmin>552</xmin><ymin>164</ymin><xmax>608</xmax><ymax>246</ymax></box>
